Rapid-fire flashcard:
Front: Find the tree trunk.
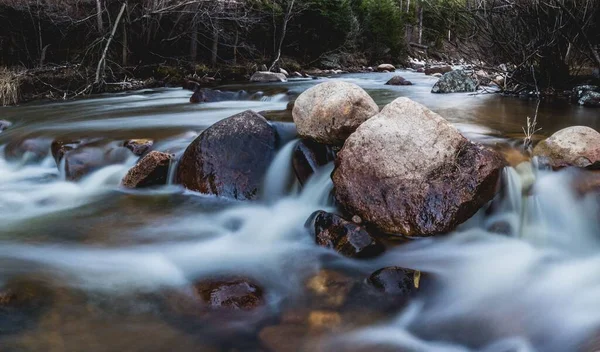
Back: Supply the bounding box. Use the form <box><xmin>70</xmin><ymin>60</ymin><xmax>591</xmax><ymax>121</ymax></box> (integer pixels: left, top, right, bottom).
<box><xmin>96</xmin><ymin>0</ymin><xmax>104</xmax><ymax>33</ymax></box>
<box><xmin>95</xmin><ymin>2</ymin><xmax>127</xmax><ymax>85</ymax></box>
<box><xmin>233</xmin><ymin>28</ymin><xmax>239</xmax><ymax>65</ymax></box>
<box><xmin>417</xmin><ymin>4</ymin><xmax>423</xmax><ymax>44</ymax></box>
<box><xmin>270</xmin><ymin>0</ymin><xmax>295</xmax><ymax>71</ymax></box>
<box><xmin>190</xmin><ymin>18</ymin><xmax>198</xmax><ymax>62</ymax></box>
<box><xmin>122</xmin><ymin>18</ymin><xmax>128</xmax><ymax>66</ymax></box>
<box><xmin>211</xmin><ymin>20</ymin><xmax>219</xmax><ymax>67</ymax></box>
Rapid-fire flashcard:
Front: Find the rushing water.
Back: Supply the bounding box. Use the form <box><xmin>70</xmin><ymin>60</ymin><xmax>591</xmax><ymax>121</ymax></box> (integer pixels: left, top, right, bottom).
<box><xmin>0</xmin><ymin>71</ymin><xmax>599</xmax><ymax>352</ymax></box>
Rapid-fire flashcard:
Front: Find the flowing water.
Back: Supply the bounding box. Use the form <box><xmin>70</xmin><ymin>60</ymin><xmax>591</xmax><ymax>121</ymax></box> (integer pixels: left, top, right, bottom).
<box><xmin>0</xmin><ymin>71</ymin><xmax>599</xmax><ymax>352</ymax></box>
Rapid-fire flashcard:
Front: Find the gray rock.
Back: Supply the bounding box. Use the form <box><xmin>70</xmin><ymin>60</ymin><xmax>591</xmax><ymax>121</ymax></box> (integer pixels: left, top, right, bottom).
<box><xmin>533</xmin><ymin>126</ymin><xmax>600</xmax><ymax>168</ymax></box>
<box><xmin>250</xmin><ymin>71</ymin><xmax>287</xmax><ymax>83</ymax></box>
<box><xmin>385</xmin><ymin>76</ymin><xmax>413</xmax><ymax>86</ymax></box>
<box><xmin>292</xmin><ymin>81</ymin><xmax>379</xmax><ymax>145</ymax></box>
<box><xmin>332</xmin><ymin>97</ymin><xmax>505</xmax><ymax>236</ymax></box>
<box><xmin>0</xmin><ymin>120</ymin><xmax>12</xmax><ymax>132</ymax></box>
<box><xmin>572</xmin><ymin>85</ymin><xmax>599</xmax><ymax>100</ymax></box>
<box><xmin>431</xmin><ymin>70</ymin><xmax>478</xmax><ymax>93</ymax></box>
<box><xmin>579</xmin><ymin>91</ymin><xmax>600</xmax><ymax>107</ymax></box>
<box><xmin>377</xmin><ymin>64</ymin><xmax>395</xmax><ymax>72</ymax></box>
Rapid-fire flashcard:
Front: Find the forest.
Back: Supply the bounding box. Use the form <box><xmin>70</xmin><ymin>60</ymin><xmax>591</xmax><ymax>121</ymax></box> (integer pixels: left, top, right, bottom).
<box><xmin>0</xmin><ymin>0</ymin><xmax>599</xmax><ymax>104</ymax></box>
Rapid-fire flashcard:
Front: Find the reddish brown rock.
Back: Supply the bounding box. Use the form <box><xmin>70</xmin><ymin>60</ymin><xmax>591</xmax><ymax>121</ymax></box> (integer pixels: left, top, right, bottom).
<box><xmin>332</xmin><ymin>97</ymin><xmax>505</xmax><ymax>236</ymax></box>
<box><xmin>4</xmin><ymin>138</ymin><xmax>52</xmax><ymax>162</ymax></box>
<box><xmin>124</xmin><ymin>139</ymin><xmax>153</xmax><ymax>156</ymax></box>
<box><xmin>194</xmin><ymin>278</ymin><xmax>264</xmax><ymax>310</ymax></box>
<box><xmin>64</xmin><ymin>146</ymin><xmax>131</xmax><ymax>181</ymax></box>
<box><xmin>292</xmin><ymin>139</ymin><xmax>335</xmax><ymax>185</ymax></box>
<box><xmin>122</xmin><ymin>151</ymin><xmax>173</xmax><ymax>188</ymax></box>
<box><xmin>306</xmin><ymin>211</ymin><xmax>384</xmax><ymax>259</ymax></box>
<box><xmin>177</xmin><ymin>110</ymin><xmax>276</xmax><ymax>200</ymax></box>
<box><xmin>305</xmin><ymin>270</ymin><xmax>355</xmax><ymax>309</ymax></box>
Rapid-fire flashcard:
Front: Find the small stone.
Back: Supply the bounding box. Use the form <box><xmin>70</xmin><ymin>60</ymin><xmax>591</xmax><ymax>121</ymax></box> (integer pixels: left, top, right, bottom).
<box><xmin>124</xmin><ymin>139</ymin><xmax>153</xmax><ymax>156</ymax></box>
<box><xmin>0</xmin><ymin>120</ymin><xmax>12</xmax><ymax>132</ymax></box>
<box><xmin>122</xmin><ymin>151</ymin><xmax>173</xmax><ymax>188</ymax></box>
<box><xmin>194</xmin><ymin>277</ymin><xmax>264</xmax><ymax>310</ymax></box>
<box><xmin>366</xmin><ymin>267</ymin><xmax>417</xmax><ymax>295</ymax></box>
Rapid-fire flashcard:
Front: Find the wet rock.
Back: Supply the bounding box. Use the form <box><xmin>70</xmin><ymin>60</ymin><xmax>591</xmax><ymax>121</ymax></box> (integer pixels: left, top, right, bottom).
<box><xmin>431</xmin><ymin>70</ymin><xmax>478</xmax><ymax>93</ymax></box>
<box><xmin>579</xmin><ymin>91</ymin><xmax>600</xmax><ymax>107</ymax></box>
<box><xmin>64</xmin><ymin>146</ymin><xmax>131</xmax><ymax>181</ymax></box>
<box><xmin>4</xmin><ymin>138</ymin><xmax>52</xmax><ymax>162</ymax></box>
<box><xmin>332</xmin><ymin>97</ymin><xmax>505</xmax><ymax>236</ymax></box>
<box><xmin>122</xmin><ymin>151</ymin><xmax>173</xmax><ymax>188</ymax></box>
<box><xmin>292</xmin><ymin>139</ymin><xmax>335</xmax><ymax>185</ymax></box>
<box><xmin>292</xmin><ymin>71</ymin><xmax>303</xmax><ymax>78</ymax></box>
<box><xmin>190</xmin><ymin>88</ymin><xmax>253</xmax><ymax>104</ymax></box>
<box><xmin>51</xmin><ymin>139</ymin><xmax>81</xmax><ymax>164</ymax></box>
<box><xmin>486</xmin><ymin>220</ymin><xmax>513</xmax><ymax>235</ymax></box>
<box><xmin>424</xmin><ymin>65</ymin><xmax>452</xmax><ymax>75</ymax></box>
<box><xmin>305</xmin><ymin>270</ymin><xmax>355</xmax><ymax>309</ymax></box>
<box><xmin>177</xmin><ymin>110</ymin><xmax>277</xmax><ymax>200</ymax></box>
<box><xmin>0</xmin><ymin>119</ymin><xmax>12</xmax><ymax>132</ymax></box>
<box><xmin>194</xmin><ymin>278</ymin><xmax>263</xmax><ymax>310</ymax></box>
<box><xmin>124</xmin><ymin>139</ymin><xmax>153</xmax><ymax>156</ymax></box>
<box><xmin>385</xmin><ymin>76</ymin><xmax>413</xmax><ymax>86</ymax></box>
<box><xmin>572</xmin><ymin>85</ymin><xmax>599</xmax><ymax>101</ymax></box>
<box><xmin>250</xmin><ymin>71</ymin><xmax>287</xmax><ymax>83</ymax></box>
<box><xmin>279</xmin><ymin>68</ymin><xmax>289</xmax><ymax>76</ymax></box>
<box><xmin>432</xmin><ymin>72</ymin><xmax>443</xmax><ymax>78</ymax></box>
<box><xmin>0</xmin><ymin>279</ymin><xmax>53</xmax><ymax>335</ymax></box>
<box><xmin>306</xmin><ymin>211</ymin><xmax>384</xmax><ymax>258</ymax></box>
<box><xmin>292</xmin><ymin>81</ymin><xmax>379</xmax><ymax>145</ymax></box>
<box><xmin>366</xmin><ymin>267</ymin><xmax>417</xmax><ymax>295</ymax></box>
<box><xmin>377</xmin><ymin>64</ymin><xmax>395</xmax><ymax>72</ymax></box>
<box><xmin>533</xmin><ymin>126</ymin><xmax>600</xmax><ymax>169</ymax></box>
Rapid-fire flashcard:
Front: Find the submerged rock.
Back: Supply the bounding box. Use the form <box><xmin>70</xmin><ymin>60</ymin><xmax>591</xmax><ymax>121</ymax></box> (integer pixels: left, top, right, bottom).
<box><xmin>431</xmin><ymin>70</ymin><xmax>478</xmax><ymax>93</ymax></box>
<box><xmin>190</xmin><ymin>88</ymin><xmax>255</xmax><ymax>104</ymax></box>
<box><xmin>305</xmin><ymin>270</ymin><xmax>355</xmax><ymax>309</ymax></box>
<box><xmin>122</xmin><ymin>151</ymin><xmax>173</xmax><ymax>188</ymax></box>
<box><xmin>385</xmin><ymin>76</ymin><xmax>413</xmax><ymax>86</ymax></box>
<box><xmin>332</xmin><ymin>97</ymin><xmax>505</xmax><ymax>236</ymax></box>
<box><xmin>366</xmin><ymin>267</ymin><xmax>417</xmax><ymax>295</ymax></box>
<box><xmin>306</xmin><ymin>211</ymin><xmax>384</xmax><ymax>259</ymax></box>
<box><xmin>124</xmin><ymin>139</ymin><xmax>153</xmax><ymax>156</ymax></box>
<box><xmin>176</xmin><ymin>110</ymin><xmax>277</xmax><ymax>200</ymax></box>
<box><xmin>424</xmin><ymin>66</ymin><xmax>452</xmax><ymax>76</ymax></box>
<box><xmin>0</xmin><ymin>120</ymin><xmax>12</xmax><ymax>132</ymax></box>
<box><xmin>194</xmin><ymin>278</ymin><xmax>263</xmax><ymax>310</ymax></box>
<box><xmin>292</xmin><ymin>139</ymin><xmax>335</xmax><ymax>185</ymax></box>
<box><xmin>64</xmin><ymin>146</ymin><xmax>131</xmax><ymax>181</ymax></box>
<box><xmin>4</xmin><ymin>138</ymin><xmax>52</xmax><ymax>162</ymax></box>
<box><xmin>250</xmin><ymin>71</ymin><xmax>287</xmax><ymax>83</ymax></box>
<box><xmin>292</xmin><ymin>81</ymin><xmax>379</xmax><ymax>145</ymax></box>
<box><xmin>533</xmin><ymin>126</ymin><xmax>600</xmax><ymax>169</ymax></box>
<box><xmin>377</xmin><ymin>64</ymin><xmax>395</xmax><ymax>72</ymax></box>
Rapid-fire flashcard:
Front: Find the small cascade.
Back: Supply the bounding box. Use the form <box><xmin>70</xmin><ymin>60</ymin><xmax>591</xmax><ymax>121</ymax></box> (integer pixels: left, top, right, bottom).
<box><xmin>299</xmin><ymin>162</ymin><xmax>335</xmax><ymax>207</ymax></box>
<box><xmin>262</xmin><ymin>139</ymin><xmax>298</xmax><ymax>203</ymax></box>
<box><xmin>167</xmin><ymin>157</ymin><xmax>179</xmax><ymax>185</ymax></box>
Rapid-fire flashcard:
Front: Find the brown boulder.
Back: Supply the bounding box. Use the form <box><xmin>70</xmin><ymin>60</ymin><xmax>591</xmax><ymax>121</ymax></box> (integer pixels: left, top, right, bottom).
<box><xmin>124</xmin><ymin>139</ymin><xmax>153</xmax><ymax>156</ymax></box>
<box><xmin>176</xmin><ymin>110</ymin><xmax>277</xmax><ymax>200</ymax></box>
<box><xmin>306</xmin><ymin>211</ymin><xmax>384</xmax><ymax>259</ymax></box>
<box><xmin>292</xmin><ymin>139</ymin><xmax>335</xmax><ymax>185</ymax></box>
<box><xmin>64</xmin><ymin>146</ymin><xmax>131</xmax><ymax>181</ymax></box>
<box><xmin>533</xmin><ymin>126</ymin><xmax>600</xmax><ymax>169</ymax></box>
<box><xmin>332</xmin><ymin>97</ymin><xmax>505</xmax><ymax>236</ymax></box>
<box><xmin>292</xmin><ymin>81</ymin><xmax>379</xmax><ymax>145</ymax></box>
<box><xmin>194</xmin><ymin>278</ymin><xmax>263</xmax><ymax>310</ymax></box>
<box><xmin>122</xmin><ymin>151</ymin><xmax>173</xmax><ymax>188</ymax></box>
<box><xmin>4</xmin><ymin>138</ymin><xmax>52</xmax><ymax>162</ymax></box>
<box><xmin>385</xmin><ymin>76</ymin><xmax>413</xmax><ymax>86</ymax></box>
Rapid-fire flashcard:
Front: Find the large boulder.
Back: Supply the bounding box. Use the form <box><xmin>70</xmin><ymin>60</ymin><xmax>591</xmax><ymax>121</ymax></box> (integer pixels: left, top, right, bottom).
<box><xmin>533</xmin><ymin>126</ymin><xmax>600</xmax><ymax>169</ymax></box>
<box><xmin>250</xmin><ymin>71</ymin><xmax>287</xmax><ymax>83</ymax></box>
<box><xmin>292</xmin><ymin>81</ymin><xmax>379</xmax><ymax>145</ymax></box>
<box><xmin>176</xmin><ymin>110</ymin><xmax>277</xmax><ymax>200</ymax></box>
<box><xmin>122</xmin><ymin>151</ymin><xmax>173</xmax><ymax>188</ymax></box>
<box><xmin>431</xmin><ymin>70</ymin><xmax>478</xmax><ymax>93</ymax></box>
<box><xmin>305</xmin><ymin>211</ymin><xmax>384</xmax><ymax>259</ymax></box>
<box><xmin>385</xmin><ymin>76</ymin><xmax>413</xmax><ymax>86</ymax></box>
<box><xmin>332</xmin><ymin>97</ymin><xmax>505</xmax><ymax>236</ymax></box>
<box><xmin>377</xmin><ymin>64</ymin><xmax>395</xmax><ymax>72</ymax></box>
<box><xmin>579</xmin><ymin>91</ymin><xmax>600</xmax><ymax>107</ymax></box>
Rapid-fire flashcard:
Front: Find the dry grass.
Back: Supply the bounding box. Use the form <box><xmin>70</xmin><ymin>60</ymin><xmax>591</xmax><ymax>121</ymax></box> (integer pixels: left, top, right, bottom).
<box><xmin>0</xmin><ymin>67</ymin><xmax>20</xmax><ymax>106</ymax></box>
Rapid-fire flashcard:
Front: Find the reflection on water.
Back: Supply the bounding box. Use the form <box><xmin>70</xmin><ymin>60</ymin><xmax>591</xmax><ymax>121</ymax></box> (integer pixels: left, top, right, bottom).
<box><xmin>0</xmin><ymin>72</ymin><xmax>599</xmax><ymax>351</ymax></box>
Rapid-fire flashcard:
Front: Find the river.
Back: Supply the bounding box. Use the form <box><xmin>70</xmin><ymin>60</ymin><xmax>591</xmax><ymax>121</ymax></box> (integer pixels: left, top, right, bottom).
<box><xmin>0</xmin><ymin>71</ymin><xmax>599</xmax><ymax>352</ymax></box>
